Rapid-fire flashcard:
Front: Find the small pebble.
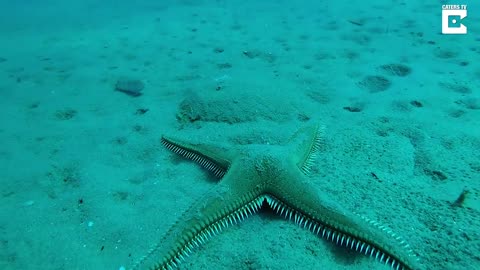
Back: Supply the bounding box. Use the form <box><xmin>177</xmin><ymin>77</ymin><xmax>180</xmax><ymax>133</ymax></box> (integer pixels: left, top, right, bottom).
<box><xmin>23</xmin><ymin>200</ymin><xmax>35</xmax><ymax>206</ymax></box>
<box><xmin>115</xmin><ymin>78</ymin><xmax>144</xmax><ymax>97</ymax></box>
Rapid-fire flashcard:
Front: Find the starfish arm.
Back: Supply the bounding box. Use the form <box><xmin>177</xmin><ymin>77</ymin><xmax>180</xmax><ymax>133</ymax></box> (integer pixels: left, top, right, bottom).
<box><xmin>132</xmin><ymin>176</ymin><xmax>264</xmax><ymax>270</ymax></box>
<box><xmin>161</xmin><ymin>135</ymin><xmax>235</xmax><ymax>178</ymax></box>
<box><xmin>287</xmin><ymin>123</ymin><xmax>325</xmax><ymax>176</ymax></box>
<box><xmin>268</xmin><ymin>173</ymin><xmax>421</xmax><ymax>270</ymax></box>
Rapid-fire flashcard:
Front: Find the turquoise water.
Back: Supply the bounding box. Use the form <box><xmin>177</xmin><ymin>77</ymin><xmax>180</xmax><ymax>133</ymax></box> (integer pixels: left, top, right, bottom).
<box><xmin>0</xmin><ymin>1</ymin><xmax>479</xmax><ymax>269</ymax></box>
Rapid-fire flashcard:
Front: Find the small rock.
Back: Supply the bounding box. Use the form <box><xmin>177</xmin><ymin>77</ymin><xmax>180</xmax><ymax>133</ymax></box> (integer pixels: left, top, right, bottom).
<box><xmin>23</xmin><ymin>200</ymin><xmax>35</xmax><ymax>206</ymax></box>
<box><xmin>410</xmin><ymin>100</ymin><xmax>423</xmax><ymax>107</ymax></box>
<box><xmin>135</xmin><ymin>108</ymin><xmax>149</xmax><ymax>115</ymax></box>
<box><xmin>115</xmin><ymin>78</ymin><xmax>144</xmax><ymax>97</ymax></box>
<box><xmin>343</xmin><ymin>106</ymin><xmax>362</xmax><ymax>112</ymax></box>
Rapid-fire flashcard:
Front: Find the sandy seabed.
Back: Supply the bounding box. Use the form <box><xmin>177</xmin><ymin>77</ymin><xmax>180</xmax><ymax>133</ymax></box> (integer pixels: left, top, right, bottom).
<box><xmin>0</xmin><ymin>1</ymin><xmax>479</xmax><ymax>269</ymax></box>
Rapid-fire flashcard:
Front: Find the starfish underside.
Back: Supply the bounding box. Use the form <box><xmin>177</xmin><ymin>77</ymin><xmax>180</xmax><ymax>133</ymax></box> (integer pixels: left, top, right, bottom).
<box><xmin>133</xmin><ymin>123</ymin><xmax>420</xmax><ymax>270</ymax></box>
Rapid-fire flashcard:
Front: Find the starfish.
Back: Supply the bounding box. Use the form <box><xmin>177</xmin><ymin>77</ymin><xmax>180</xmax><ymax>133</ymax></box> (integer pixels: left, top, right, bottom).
<box><xmin>133</xmin><ymin>123</ymin><xmax>420</xmax><ymax>270</ymax></box>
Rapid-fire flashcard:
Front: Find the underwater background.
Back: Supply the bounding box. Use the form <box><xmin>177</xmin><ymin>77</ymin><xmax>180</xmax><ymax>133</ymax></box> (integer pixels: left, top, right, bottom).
<box><xmin>0</xmin><ymin>0</ymin><xmax>479</xmax><ymax>269</ymax></box>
